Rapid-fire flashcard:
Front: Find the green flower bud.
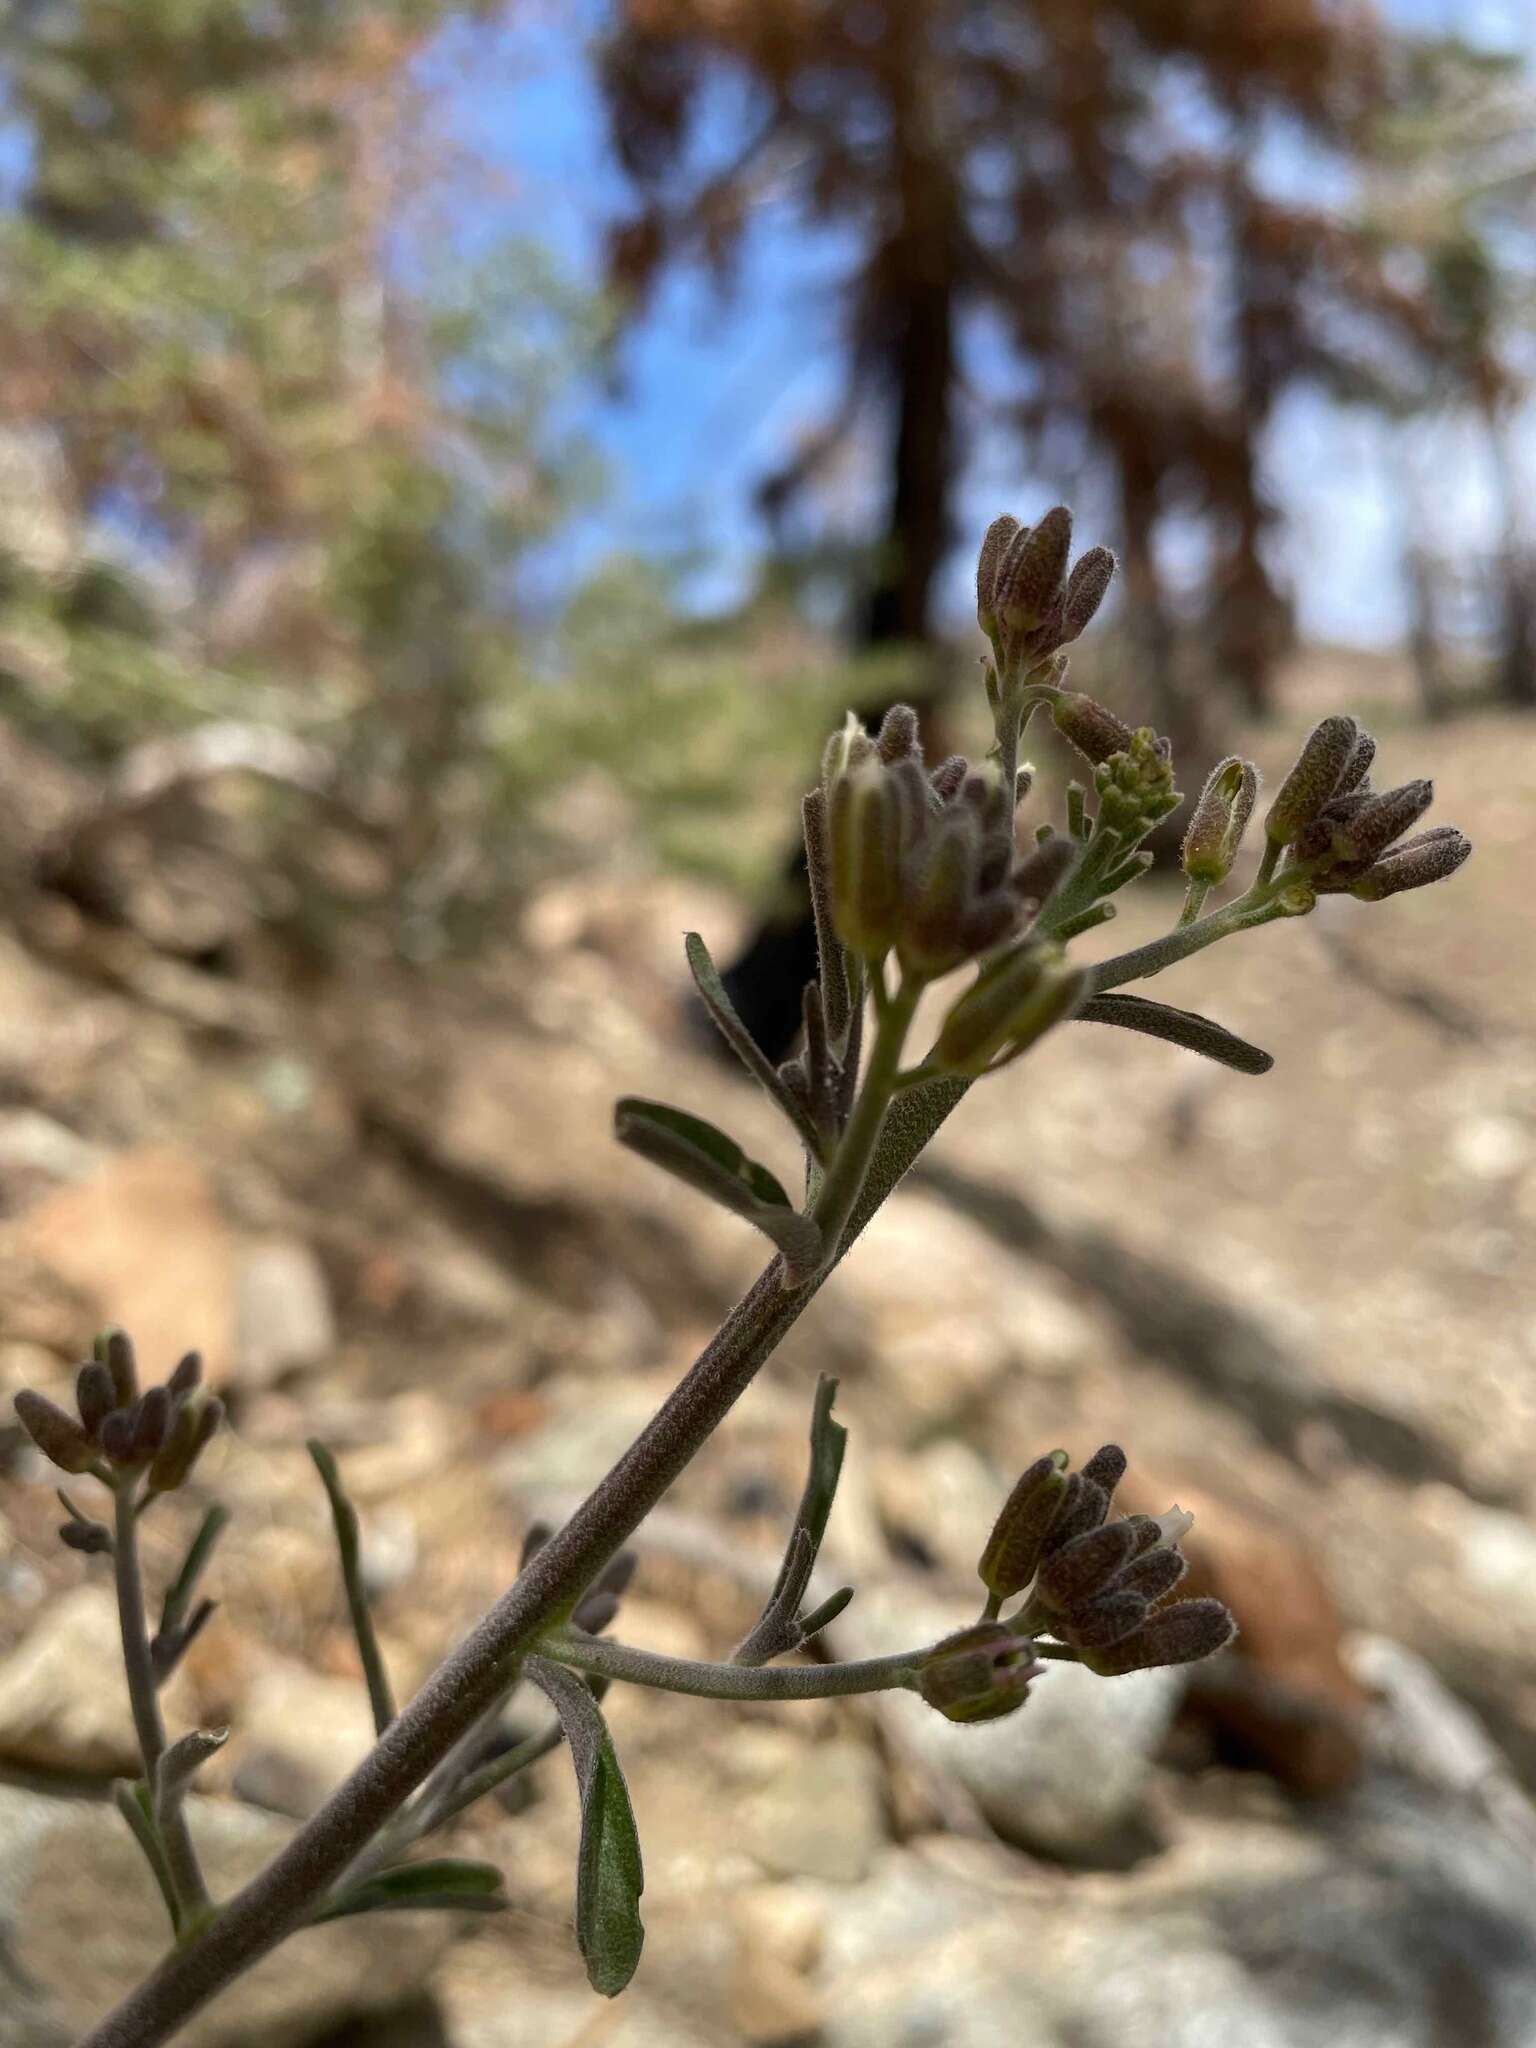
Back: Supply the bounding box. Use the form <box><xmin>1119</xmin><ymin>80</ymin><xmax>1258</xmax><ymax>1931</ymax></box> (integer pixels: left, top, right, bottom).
<box><xmin>918</xmin><ymin>1622</ymin><xmax>1042</xmax><ymax>1725</ymax></box>
<box><xmin>978</xmin><ymin>1450</ymin><xmax>1069</xmax><ymax>1601</ymax></box>
<box><xmin>899</xmin><ymin>811</ymin><xmax>985</xmax><ymax>978</ymax></box>
<box><xmin>1182</xmin><ymin>757</ymin><xmax>1259</xmax><ymax>885</ymax></box>
<box><xmin>13</xmin><ymin>1391</ymin><xmax>97</xmax><ymax>1475</ymax></box>
<box><xmin>147</xmin><ymin>1394</ymin><xmax>224</xmax><ymax>1495</ymax></box>
<box><xmin>827</xmin><ymin>760</ymin><xmax>903</xmax><ymax>960</ymax></box>
<box><xmin>875</xmin><ymin>703</ymin><xmax>922</xmax><ymax>764</ymax></box>
<box><xmin>821</xmin><ymin>711</ymin><xmax>876</xmax><ymax>792</ymax></box>
<box><xmin>1264</xmin><ymin>715</ymin><xmax>1358</xmax><ymax>847</ymax></box>
<box><xmin>933</xmin><ymin>945</ymin><xmax>1086</xmax><ymax>1078</ymax></box>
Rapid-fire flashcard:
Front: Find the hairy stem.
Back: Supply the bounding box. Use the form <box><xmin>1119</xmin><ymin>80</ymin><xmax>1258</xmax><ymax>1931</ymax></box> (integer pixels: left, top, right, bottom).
<box><xmin>1090</xmin><ymin>890</ymin><xmax>1290</xmax><ymax>993</ymax></box>
<box><xmin>80</xmin><ymin>1069</ymin><xmax>971</xmax><ymax>2048</ymax></box>
<box><xmin>804</xmin><ymin>973</ymin><xmax>920</xmax><ymax>1275</ymax></box>
<box><xmin>542</xmin><ymin>1628</ymin><xmax>922</xmax><ymax>1702</ymax></box>
<box><xmin>114</xmin><ymin>1486</ymin><xmax>210</xmax><ymax>1923</ymax></box>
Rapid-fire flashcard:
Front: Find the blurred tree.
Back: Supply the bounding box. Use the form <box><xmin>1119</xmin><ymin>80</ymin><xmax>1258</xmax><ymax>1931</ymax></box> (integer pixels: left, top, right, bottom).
<box><xmin>0</xmin><ymin>0</ymin><xmax>611</xmax><ymax>961</ymax></box>
<box><xmin>598</xmin><ymin>0</ymin><xmax>1504</xmax><ymax>727</ymax></box>
<box><xmin>1369</xmin><ymin>40</ymin><xmax>1536</xmax><ymax>710</ymax></box>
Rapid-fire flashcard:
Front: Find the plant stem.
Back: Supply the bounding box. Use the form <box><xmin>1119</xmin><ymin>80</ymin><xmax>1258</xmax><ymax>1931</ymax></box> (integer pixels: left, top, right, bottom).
<box><xmin>79</xmin><ymin>1072</ymin><xmax>974</xmax><ymax>2048</ymax></box>
<box><xmin>1089</xmin><ymin>890</ymin><xmax>1289</xmax><ymax>994</ymax></box>
<box><xmin>1177</xmin><ymin>879</ymin><xmax>1210</xmax><ymax>927</ymax></box>
<box><xmin>804</xmin><ymin>972</ymin><xmax>920</xmax><ymax>1275</ymax></box>
<box><xmin>541</xmin><ymin>1628</ymin><xmax>922</xmax><ymax>1702</ymax></box>
<box><xmin>114</xmin><ymin>1486</ymin><xmax>210</xmax><ymax>1924</ymax></box>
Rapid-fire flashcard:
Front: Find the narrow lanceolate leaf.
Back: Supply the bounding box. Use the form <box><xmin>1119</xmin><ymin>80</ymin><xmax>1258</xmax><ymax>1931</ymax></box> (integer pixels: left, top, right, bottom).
<box><xmin>1078</xmin><ymin>994</ymin><xmax>1273</xmax><ymax>1075</ymax></box>
<box><xmin>311</xmin><ymin>1859</ymin><xmax>509</xmax><ymax>1924</ymax></box>
<box><xmin>614</xmin><ymin>1097</ymin><xmax>821</xmax><ymax>1273</ymax></box>
<box><xmin>734</xmin><ymin>1374</ymin><xmax>848</xmax><ymax>1666</ymax></box>
<box><xmin>684</xmin><ymin>932</ymin><xmax>825</xmax><ymax>1159</ymax></box>
<box><xmin>530</xmin><ymin>1657</ymin><xmax>645</xmax><ymax>1998</ymax></box>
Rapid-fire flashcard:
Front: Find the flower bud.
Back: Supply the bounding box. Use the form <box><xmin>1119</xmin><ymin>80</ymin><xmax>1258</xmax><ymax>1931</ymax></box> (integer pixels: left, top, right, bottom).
<box><xmin>876</xmin><ymin>703</ymin><xmax>922</xmax><ymax>764</ymax></box>
<box><xmin>75</xmin><ymin>1360</ymin><xmax>115</xmax><ymax>1437</ymax></box>
<box><xmin>821</xmin><ymin>711</ymin><xmax>876</xmax><ymax>791</ymax></box>
<box><xmin>933</xmin><ymin>945</ymin><xmax>1086</xmax><ymax>1077</ymax></box>
<box><xmin>929</xmin><ymin>754</ymin><xmax>968</xmax><ymax>802</ymax></box>
<box><xmin>1035</xmin><ymin>1517</ymin><xmax>1142</xmax><ymax>1612</ymax></box>
<box><xmin>1337</xmin><ymin>730</ymin><xmax>1375</xmax><ymax>794</ymax></box>
<box><xmin>1052</xmin><ymin>692</ymin><xmax>1133</xmax><ymax>767</ymax></box>
<box><xmin>994</xmin><ymin>506</ymin><xmax>1073</xmax><ymax>630</ymax></box>
<box><xmin>918</xmin><ymin>1622</ymin><xmax>1042</xmax><ymax>1725</ymax></box>
<box><xmin>1182</xmin><ymin>757</ymin><xmax>1259</xmax><ymax>885</ymax></box>
<box><xmin>1078</xmin><ymin>1443</ymin><xmax>1127</xmax><ymax>1501</ymax></box>
<box><xmin>59</xmin><ymin>1515</ymin><xmax>113</xmax><ymax>1555</ymax></box>
<box><xmin>102</xmin><ymin>1328</ymin><xmax>139</xmax><ymax>1408</ymax></box>
<box><xmin>977</xmin><ymin>1450</ymin><xmax>1069</xmax><ymax>1601</ymax></box>
<box><xmin>1349</xmin><ymin>827</ymin><xmax>1471</xmax><ymax>901</ymax></box>
<box><xmin>132</xmin><ymin>1386</ymin><xmax>172</xmax><ymax>1461</ymax></box>
<box><xmin>1081</xmin><ymin>1597</ymin><xmax>1236</xmax><ymax>1676</ymax></box>
<box><xmin>976</xmin><ymin>514</ymin><xmax>1021</xmax><ymax>635</ymax></box>
<box><xmin>899</xmin><ymin>811</ymin><xmax>985</xmax><ymax>978</ymax></box>
<box><xmin>1335</xmin><ymin>779</ymin><xmax>1434</xmax><ymax>865</ymax></box>
<box><xmin>1265</xmin><ymin>716</ymin><xmax>1358</xmax><ymax>847</ymax></box>
<box><xmin>827</xmin><ymin>761</ymin><xmax>903</xmax><ymax>960</ymax></box>
<box><xmin>1059</xmin><ymin>547</ymin><xmax>1115</xmax><ymax>643</ymax></box>
<box><xmin>14</xmin><ymin>1391</ymin><xmax>97</xmax><ymax>1474</ymax></box>
<box><xmin>147</xmin><ymin>1394</ymin><xmax>223</xmax><ymax>1494</ymax></box>
<box><xmin>167</xmin><ymin>1351</ymin><xmax>203</xmax><ymax>1400</ymax></box>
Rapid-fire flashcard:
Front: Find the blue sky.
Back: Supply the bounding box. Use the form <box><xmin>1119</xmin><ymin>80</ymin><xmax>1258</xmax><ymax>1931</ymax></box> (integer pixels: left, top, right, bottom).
<box><xmin>426</xmin><ymin>0</ymin><xmax>1534</xmax><ymax>651</ymax></box>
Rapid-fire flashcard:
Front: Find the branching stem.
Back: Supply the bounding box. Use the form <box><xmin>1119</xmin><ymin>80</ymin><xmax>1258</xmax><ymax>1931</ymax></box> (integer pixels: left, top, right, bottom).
<box><xmin>541</xmin><ymin>1627</ymin><xmax>922</xmax><ymax>1702</ymax></box>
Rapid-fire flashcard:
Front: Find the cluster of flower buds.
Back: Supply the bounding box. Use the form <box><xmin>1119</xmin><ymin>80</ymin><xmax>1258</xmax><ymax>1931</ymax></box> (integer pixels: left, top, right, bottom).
<box><xmin>918</xmin><ymin>1620</ymin><xmax>1044</xmax><ymax>1724</ymax></box>
<box><xmin>976</xmin><ymin>506</ymin><xmax>1116</xmax><ymax>687</ymax></box>
<box><xmin>13</xmin><ymin>1330</ymin><xmax>222</xmax><ymax>1498</ymax></box>
<box><xmin>977</xmin><ymin>1444</ymin><xmax>1235</xmax><ymax>1680</ymax></box>
<box><xmin>822</xmin><ymin>704</ymin><xmax>1074</xmax><ymax>979</ymax></box>
<box><xmin>1182</xmin><ymin>756</ymin><xmax>1260</xmax><ymax>888</ymax></box>
<box><xmin>1090</xmin><ymin>727</ymin><xmax>1182</xmax><ymax>844</ymax></box>
<box><xmin>1265</xmin><ymin>715</ymin><xmax>1471</xmax><ymax>904</ymax></box>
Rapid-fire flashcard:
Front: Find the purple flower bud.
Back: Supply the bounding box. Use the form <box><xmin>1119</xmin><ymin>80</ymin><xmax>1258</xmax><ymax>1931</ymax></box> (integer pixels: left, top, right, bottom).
<box><xmin>1349</xmin><ymin>827</ymin><xmax>1472</xmax><ymax>901</ymax></box>
<box><xmin>1059</xmin><ymin>547</ymin><xmax>1116</xmax><ymax>643</ymax></box>
<box><xmin>75</xmin><ymin>1361</ymin><xmax>115</xmax><ymax>1438</ymax></box>
<box><xmin>1035</xmin><ymin>1517</ymin><xmax>1141</xmax><ymax>1612</ymax></box>
<box><xmin>167</xmin><ymin>1352</ymin><xmax>203</xmax><ymax>1401</ymax></box>
<box><xmin>14</xmin><ymin>1391</ymin><xmax>97</xmax><ymax>1474</ymax></box>
<box><xmin>1052</xmin><ymin>692</ymin><xmax>1134</xmax><ymax>768</ymax></box>
<box><xmin>976</xmin><ymin>514</ymin><xmax>1021</xmax><ymax>633</ymax></box>
<box><xmin>102</xmin><ymin>1328</ymin><xmax>138</xmax><ymax>1409</ymax></box>
<box><xmin>1265</xmin><ymin>716</ymin><xmax>1358</xmax><ymax>847</ymax></box>
<box><xmin>1083</xmin><ymin>1597</ymin><xmax>1236</xmax><ymax>1676</ymax></box>
<box><xmin>876</xmin><ymin>704</ymin><xmax>922</xmax><ymax>764</ymax></box>
<box><xmin>994</xmin><ymin>507</ymin><xmax>1073</xmax><ymax>631</ymax></box>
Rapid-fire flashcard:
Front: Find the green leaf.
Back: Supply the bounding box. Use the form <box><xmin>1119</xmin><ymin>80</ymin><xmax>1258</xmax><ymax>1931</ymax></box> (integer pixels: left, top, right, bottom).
<box><xmin>530</xmin><ymin>1657</ymin><xmax>646</xmax><ymax>1998</ymax></box>
<box><xmin>1078</xmin><ymin>993</ymin><xmax>1274</xmax><ymax>1075</ymax></box>
<box><xmin>614</xmin><ymin>1097</ymin><xmax>821</xmax><ymax>1272</ymax></box>
<box><xmin>312</xmin><ymin>1858</ymin><xmax>509</xmax><ymax>1924</ymax></box>
<box><xmin>685</xmin><ymin>932</ymin><xmax>825</xmax><ymax>1158</ymax></box>
<box><xmin>733</xmin><ymin>1374</ymin><xmax>850</xmax><ymax>1665</ymax></box>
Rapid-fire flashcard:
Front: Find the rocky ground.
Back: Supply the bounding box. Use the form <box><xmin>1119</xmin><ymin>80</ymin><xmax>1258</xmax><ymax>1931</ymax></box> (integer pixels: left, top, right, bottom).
<box><xmin>1</xmin><ymin>675</ymin><xmax>1534</xmax><ymax>2046</ymax></box>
